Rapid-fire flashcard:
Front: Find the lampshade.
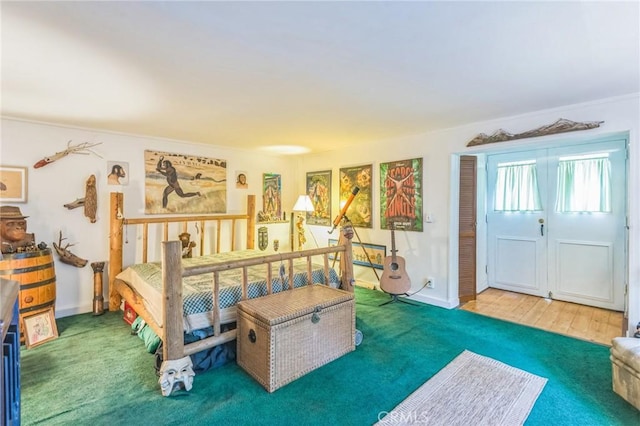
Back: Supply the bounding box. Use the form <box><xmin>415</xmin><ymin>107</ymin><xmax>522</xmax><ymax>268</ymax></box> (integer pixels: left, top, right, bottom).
<box><xmin>292</xmin><ymin>195</ymin><xmax>314</xmax><ymax>212</ymax></box>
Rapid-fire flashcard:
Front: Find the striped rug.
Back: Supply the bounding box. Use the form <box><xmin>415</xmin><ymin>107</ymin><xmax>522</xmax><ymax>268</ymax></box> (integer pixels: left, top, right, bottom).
<box><xmin>376</xmin><ymin>350</ymin><xmax>547</xmax><ymax>426</ymax></box>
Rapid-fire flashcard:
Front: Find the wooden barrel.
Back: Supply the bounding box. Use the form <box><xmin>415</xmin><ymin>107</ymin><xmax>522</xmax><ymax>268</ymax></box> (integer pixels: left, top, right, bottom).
<box><xmin>0</xmin><ymin>249</ymin><xmax>57</xmax><ymax>332</ymax></box>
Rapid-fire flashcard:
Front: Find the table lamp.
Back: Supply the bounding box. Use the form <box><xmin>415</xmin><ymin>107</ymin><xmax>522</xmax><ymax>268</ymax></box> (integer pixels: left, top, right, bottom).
<box><xmin>291</xmin><ymin>195</ymin><xmax>314</xmax><ymax>250</ymax></box>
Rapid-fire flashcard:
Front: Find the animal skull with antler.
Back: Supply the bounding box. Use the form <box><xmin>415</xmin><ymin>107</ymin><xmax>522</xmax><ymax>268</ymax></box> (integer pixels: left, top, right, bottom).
<box><xmin>52</xmin><ymin>231</ymin><xmax>87</xmax><ymax>268</ymax></box>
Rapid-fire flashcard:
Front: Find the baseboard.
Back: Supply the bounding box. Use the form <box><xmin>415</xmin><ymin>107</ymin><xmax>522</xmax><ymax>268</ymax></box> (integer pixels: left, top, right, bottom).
<box><xmin>409</xmin><ymin>293</ymin><xmax>458</xmax><ymax>309</ymax></box>
<box><xmin>55</xmin><ymin>303</ymin><xmax>102</xmax><ymax>318</ymax></box>
<box><xmin>357</xmin><ymin>281</ymin><xmax>458</xmax><ymax>309</ymax></box>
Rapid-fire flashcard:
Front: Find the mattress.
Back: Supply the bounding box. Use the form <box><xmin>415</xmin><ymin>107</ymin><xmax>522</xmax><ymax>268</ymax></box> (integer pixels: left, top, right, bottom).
<box><xmin>116</xmin><ymin>250</ymin><xmax>340</xmax><ymax>333</ymax></box>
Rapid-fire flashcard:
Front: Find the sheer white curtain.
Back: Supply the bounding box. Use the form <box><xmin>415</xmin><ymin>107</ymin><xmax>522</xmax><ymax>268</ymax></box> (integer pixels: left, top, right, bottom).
<box><xmin>494</xmin><ymin>161</ymin><xmax>542</xmax><ymax>211</ymax></box>
<box><xmin>555</xmin><ymin>155</ymin><xmax>611</xmax><ymax>213</ymax></box>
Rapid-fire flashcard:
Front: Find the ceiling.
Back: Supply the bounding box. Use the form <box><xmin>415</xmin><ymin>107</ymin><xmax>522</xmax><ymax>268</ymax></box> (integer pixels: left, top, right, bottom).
<box><xmin>1</xmin><ymin>1</ymin><xmax>638</xmax><ymax>155</ymax></box>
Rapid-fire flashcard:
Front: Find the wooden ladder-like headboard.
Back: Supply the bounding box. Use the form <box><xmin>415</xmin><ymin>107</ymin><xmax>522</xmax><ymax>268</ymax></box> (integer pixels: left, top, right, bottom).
<box><xmin>108</xmin><ymin>192</ymin><xmax>256</xmax><ymax>310</ymax></box>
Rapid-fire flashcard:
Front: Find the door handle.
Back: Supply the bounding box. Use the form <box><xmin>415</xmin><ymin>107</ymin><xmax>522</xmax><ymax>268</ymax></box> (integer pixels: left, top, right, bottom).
<box><xmin>538</xmin><ymin>218</ymin><xmax>545</xmax><ymax>236</ymax></box>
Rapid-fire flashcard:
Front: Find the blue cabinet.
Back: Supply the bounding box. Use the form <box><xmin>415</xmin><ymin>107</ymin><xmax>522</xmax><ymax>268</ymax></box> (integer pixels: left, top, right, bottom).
<box><xmin>1</xmin><ymin>278</ymin><xmax>20</xmax><ymax>425</ymax></box>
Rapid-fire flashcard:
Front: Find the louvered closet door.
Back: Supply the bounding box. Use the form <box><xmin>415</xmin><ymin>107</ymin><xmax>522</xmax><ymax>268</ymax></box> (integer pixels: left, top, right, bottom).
<box><xmin>458</xmin><ymin>155</ymin><xmax>477</xmax><ymax>303</ymax></box>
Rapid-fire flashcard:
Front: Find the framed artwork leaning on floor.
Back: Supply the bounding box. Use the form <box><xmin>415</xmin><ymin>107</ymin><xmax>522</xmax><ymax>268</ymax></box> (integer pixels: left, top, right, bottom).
<box><xmin>23</xmin><ymin>308</ymin><xmax>58</xmax><ymax>349</ymax></box>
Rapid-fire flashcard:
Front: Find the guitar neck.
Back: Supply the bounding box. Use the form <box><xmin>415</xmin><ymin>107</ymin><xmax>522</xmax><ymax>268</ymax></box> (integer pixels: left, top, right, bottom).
<box><xmin>390</xmin><ymin>227</ymin><xmax>397</xmax><ymax>261</ymax></box>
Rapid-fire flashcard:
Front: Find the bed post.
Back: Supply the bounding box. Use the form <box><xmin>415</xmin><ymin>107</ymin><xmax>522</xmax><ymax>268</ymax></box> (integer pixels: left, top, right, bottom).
<box><xmin>162</xmin><ymin>240</ymin><xmax>184</xmax><ymax>361</ymax></box>
<box><xmin>158</xmin><ymin>240</ymin><xmax>195</xmax><ymax>397</ymax></box>
<box><xmin>109</xmin><ymin>192</ymin><xmax>124</xmax><ymax>311</ymax></box>
<box><xmin>246</xmin><ymin>194</ymin><xmax>256</xmax><ymax>249</ymax></box>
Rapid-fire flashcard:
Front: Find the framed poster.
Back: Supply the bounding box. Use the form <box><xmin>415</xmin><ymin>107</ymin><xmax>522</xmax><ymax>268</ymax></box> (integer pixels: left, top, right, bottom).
<box><xmin>144</xmin><ymin>150</ymin><xmax>227</xmax><ymax>214</ymax></box>
<box><xmin>107</xmin><ymin>161</ymin><xmax>129</xmax><ymax>186</ymax></box>
<box><xmin>306</xmin><ymin>170</ymin><xmax>331</xmax><ymax>226</ymax></box>
<box><xmin>0</xmin><ymin>165</ymin><xmax>28</xmax><ymax>203</ymax></box>
<box><xmin>329</xmin><ymin>238</ymin><xmax>386</xmax><ymax>270</ymax></box>
<box><xmin>380</xmin><ymin>157</ymin><xmax>423</xmax><ymax>231</ymax></box>
<box><xmin>235</xmin><ymin>171</ymin><xmax>248</xmax><ymax>189</ymax></box>
<box><xmin>262</xmin><ymin>173</ymin><xmax>282</xmax><ymax>221</ymax></box>
<box><xmin>339</xmin><ymin>164</ymin><xmax>373</xmax><ymax>228</ymax></box>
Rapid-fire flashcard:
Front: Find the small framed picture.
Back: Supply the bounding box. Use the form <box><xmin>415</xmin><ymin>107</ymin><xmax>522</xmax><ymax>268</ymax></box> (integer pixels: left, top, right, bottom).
<box><xmin>23</xmin><ymin>308</ymin><xmax>58</xmax><ymax>349</ymax></box>
<box><xmin>107</xmin><ymin>161</ymin><xmax>129</xmax><ymax>186</ymax></box>
<box><xmin>0</xmin><ymin>165</ymin><xmax>28</xmax><ymax>203</ymax></box>
<box><xmin>236</xmin><ymin>171</ymin><xmax>248</xmax><ymax>189</ymax></box>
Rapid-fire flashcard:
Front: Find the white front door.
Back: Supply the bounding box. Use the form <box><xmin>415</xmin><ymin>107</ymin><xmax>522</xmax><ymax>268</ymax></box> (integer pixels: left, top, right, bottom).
<box><xmin>487</xmin><ymin>139</ymin><xmax>626</xmax><ymax>310</ymax></box>
<box><xmin>487</xmin><ymin>149</ymin><xmax>549</xmax><ymax>298</ymax></box>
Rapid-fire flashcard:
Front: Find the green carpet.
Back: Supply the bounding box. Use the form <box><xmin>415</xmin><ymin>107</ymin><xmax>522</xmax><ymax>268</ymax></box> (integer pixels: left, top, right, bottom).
<box><xmin>20</xmin><ymin>287</ymin><xmax>640</xmax><ymax>425</ymax></box>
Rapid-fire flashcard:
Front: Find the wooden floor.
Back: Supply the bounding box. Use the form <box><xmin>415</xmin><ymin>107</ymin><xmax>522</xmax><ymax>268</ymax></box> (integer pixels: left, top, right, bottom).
<box><xmin>459</xmin><ymin>288</ymin><xmax>624</xmax><ymax>346</ymax></box>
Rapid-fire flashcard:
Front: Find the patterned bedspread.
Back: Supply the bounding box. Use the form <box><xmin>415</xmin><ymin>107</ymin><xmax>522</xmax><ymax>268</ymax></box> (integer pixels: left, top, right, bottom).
<box><xmin>116</xmin><ymin>250</ymin><xmax>340</xmax><ymax>332</ymax></box>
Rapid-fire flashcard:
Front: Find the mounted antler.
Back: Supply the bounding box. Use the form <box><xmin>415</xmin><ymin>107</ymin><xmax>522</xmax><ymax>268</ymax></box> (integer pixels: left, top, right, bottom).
<box><xmin>52</xmin><ymin>231</ymin><xmax>88</xmax><ymax>268</ymax></box>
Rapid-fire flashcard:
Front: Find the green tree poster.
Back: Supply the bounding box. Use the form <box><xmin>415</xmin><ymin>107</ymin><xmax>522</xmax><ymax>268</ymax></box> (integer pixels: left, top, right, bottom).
<box><xmin>306</xmin><ymin>170</ymin><xmax>332</xmax><ymax>226</ymax></box>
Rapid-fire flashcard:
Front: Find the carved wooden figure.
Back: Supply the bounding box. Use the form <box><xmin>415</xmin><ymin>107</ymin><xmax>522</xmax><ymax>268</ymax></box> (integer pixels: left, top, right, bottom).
<box><xmin>63</xmin><ymin>174</ymin><xmax>98</xmax><ymax>223</ymax></box>
<box><xmin>0</xmin><ymin>206</ymin><xmax>35</xmax><ymax>254</ymax></box>
<box><xmin>84</xmin><ymin>174</ymin><xmax>97</xmax><ymax>223</ymax></box>
<box><xmin>33</xmin><ymin>140</ymin><xmax>102</xmax><ymax>168</ymax></box>
<box><xmin>179</xmin><ymin>232</ymin><xmax>196</xmax><ymax>258</ymax></box>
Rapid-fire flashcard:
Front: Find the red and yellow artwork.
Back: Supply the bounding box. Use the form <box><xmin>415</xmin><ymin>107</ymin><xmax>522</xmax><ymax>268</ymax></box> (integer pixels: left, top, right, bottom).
<box><xmin>380</xmin><ymin>158</ymin><xmax>423</xmax><ymax>231</ymax></box>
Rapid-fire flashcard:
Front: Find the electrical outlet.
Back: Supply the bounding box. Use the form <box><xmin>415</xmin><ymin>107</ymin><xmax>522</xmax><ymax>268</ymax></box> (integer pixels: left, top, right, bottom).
<box><xmin>426</xmin><ymin>277</ymin><xmax>435</xmax><ymax>289</ymax></box>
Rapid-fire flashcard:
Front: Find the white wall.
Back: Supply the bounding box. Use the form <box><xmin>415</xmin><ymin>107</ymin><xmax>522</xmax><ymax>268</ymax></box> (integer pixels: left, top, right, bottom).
<box><xmin>0</xmin><ymin>118</ymin><xmax>296</xmax><ymax>317</ymax></box>
<box><xmin>3</xmin><ymin>93</ymin><xmax>639</xmax><ymax>336</ymax></box>
<box><xmin>297</xmin><ymin>94</ymin><xmax>640</xmax><ymax>336</ymax></box>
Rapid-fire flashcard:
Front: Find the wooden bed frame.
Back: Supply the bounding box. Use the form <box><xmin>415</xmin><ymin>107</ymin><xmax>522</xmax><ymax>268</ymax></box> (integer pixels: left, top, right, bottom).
<box><xmin>108</xmin><ymin>192</ymin><xmax>354</xmax><ymax>395</ymax></box>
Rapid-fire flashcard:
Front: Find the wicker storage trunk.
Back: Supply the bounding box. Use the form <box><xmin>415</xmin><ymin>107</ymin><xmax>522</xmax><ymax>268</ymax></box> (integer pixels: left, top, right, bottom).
<box><xmin>237</xmin><ymin>285</ymin><xmax>355</xmax><ymax>392</ymax></box>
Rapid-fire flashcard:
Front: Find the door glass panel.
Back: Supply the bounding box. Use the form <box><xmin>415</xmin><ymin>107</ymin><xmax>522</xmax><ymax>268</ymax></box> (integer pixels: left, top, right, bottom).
<box><xmin>494</xmin><ymin>160</ymin><xmax>542</xmax><ymax>211</ymax></box>
<box><xmin>555</xmin><ymin>154</ymin><xmax>611</xmax><ymax>213</ymax></box>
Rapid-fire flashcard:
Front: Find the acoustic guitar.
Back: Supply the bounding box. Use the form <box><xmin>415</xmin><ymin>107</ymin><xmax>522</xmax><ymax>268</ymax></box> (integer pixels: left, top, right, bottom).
<box><xmin>380</xmin><ymin>223</ymin><xmax>411</xmax><ymax>295</ymax></box>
